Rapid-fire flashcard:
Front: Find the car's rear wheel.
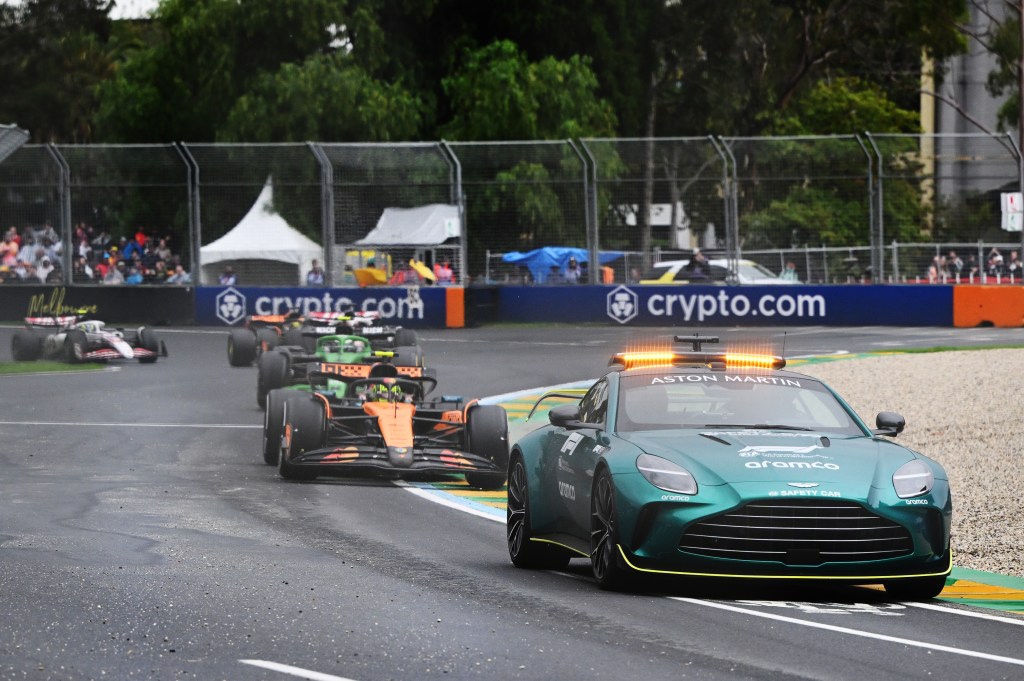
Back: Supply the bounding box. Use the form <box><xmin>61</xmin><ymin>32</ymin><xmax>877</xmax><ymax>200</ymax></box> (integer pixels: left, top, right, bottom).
<box><xmin>464</xmin><ymin>405</ymin><xmax>509</xmax><ymax>490</ymax></box>
<box><xmin>392</xmin><ymin>345</ymin><xmax>423</xmax><ymax>367</ymax></box>
<box><xmin>395</xmin><ymin>329</ymin><xmax>418</xmax><ymax>347</ymax></box>
<box><xmin>279</xmin><ymin>397</ymin><xmax>324</xmax><ymax>480</ymax></box>
<box><xmin>256</xmin><ymin>349</ymin><xmax>290</xmax><ymax>408</ymax></box>
<box><xmin>11</xmin><ymin>330</ymin><xmax>42</xmax><ymax>361</ymax></box>
<box><xmin>228</xmin><ymin>328</ymin><xmax>257</xmax><ymax>366</ymax></box>
<box><xmin>137</xmin><ymin>327</ymin><xmax>160</xmax><ymax>363</ymax></box>
<box><xmin>255</xmin><ymin>327</ymin><xmax>279</xmax><ymax>355</ymax></box>
<box><xmin>64</xmin><ymin>329</ymin><xmax>88</xmax><ymax>363</ymax></box>
<box><xmin>507</xmin><ymin>454</ymin><xmax>571</xmax><ymax>570</ymax></box>
<box><xmin>591</xmin><ymin>468</ymin><xmax>632</xmax><ymax>590</ymax></box>
<box><xmin>280</xmin><ymin>327</ymin><xmax>305</xmax><ymax>349</ymax></box>
<box><xmin>883</xmin><ymin>575</ymin><xmax>947</xmax><ymax>601</ymax></box>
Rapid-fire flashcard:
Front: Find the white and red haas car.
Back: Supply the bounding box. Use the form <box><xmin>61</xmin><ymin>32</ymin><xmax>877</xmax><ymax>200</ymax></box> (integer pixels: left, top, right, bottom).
<box><xmin>11</xmin><ymin>315</ymin><xmax>168</xmax><ymax>364</ymax></box>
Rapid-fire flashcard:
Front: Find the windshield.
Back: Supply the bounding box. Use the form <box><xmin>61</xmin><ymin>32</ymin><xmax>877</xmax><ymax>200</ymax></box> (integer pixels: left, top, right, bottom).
<box><xmin>616</xmin><ymin>372</ymin><xmax>864</xmax><ymax>435</ymax></box>
<box><xmin>737</xmin><ymin>261</ymin><xmax>779</xmax><ymax>280</ymax></box>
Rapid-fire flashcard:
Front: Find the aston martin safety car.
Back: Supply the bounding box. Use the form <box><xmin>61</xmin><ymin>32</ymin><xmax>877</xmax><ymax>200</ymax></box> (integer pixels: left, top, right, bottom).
<box><xmin>265</xmin><ymin>362</ymin><xmax>508</xmax><ymax>489</ymax></box>
<box><xmin>10</xmin><ymin>315</ymin><xmax>167</xmax><ymax>364</ymax></box>
<box><xmin>506</xmin><ymin>335</ymin><xmax>952</xmax><ymax>599</ymax></box>
<box><xmin>227</xmin><ymin>309</ymin><xmax>418</xmax><ymax>366</ymax></box>
<box><xmin>255</xmin><ymin>332</ymin><xmax>424</xmax><ymax>407</ymax></box>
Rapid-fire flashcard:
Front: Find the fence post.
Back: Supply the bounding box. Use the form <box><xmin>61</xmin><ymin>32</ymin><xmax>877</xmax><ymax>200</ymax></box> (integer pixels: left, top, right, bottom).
<box><xmin>438</xmin><ymin>141</ymin><xmax>466</xmax><ymax>286</ymax></box>
<box><xmin>45</xmin><ymin>144</ymin><xmax>71</xmax><ymax>285</ymax></box>
<box><xmin>307</xmin><ymin>142</ymin><xmax>334</xmax><ymax>287</ymax></box>
<box><xmin>177</xmin><ymin>143</ymin><xmax>201</xmax><ymax>283</ymax></box>
<box><xmin>566</xmin><ymin>139</ymin><xmax>597</xmax><ymax>284</ymax></box>
<box><xmin>713</xmin><ymin>136</ymin><xmax>740</xmax><ymax>278</ymax></box>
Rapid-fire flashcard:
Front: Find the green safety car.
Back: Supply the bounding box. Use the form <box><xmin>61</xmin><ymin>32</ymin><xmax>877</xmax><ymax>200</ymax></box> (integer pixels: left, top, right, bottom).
<box><xmin>507</xmin><ymin>335</ymin><xmax>952</xmax><ymax>599</ymax></box>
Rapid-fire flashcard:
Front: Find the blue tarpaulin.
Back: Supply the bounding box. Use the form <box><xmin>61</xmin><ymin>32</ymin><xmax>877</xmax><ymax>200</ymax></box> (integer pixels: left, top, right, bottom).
<box><xmin>501</xmin><ymin>247</ymin><xmax>623</xmax><ymax>283</ymax></box>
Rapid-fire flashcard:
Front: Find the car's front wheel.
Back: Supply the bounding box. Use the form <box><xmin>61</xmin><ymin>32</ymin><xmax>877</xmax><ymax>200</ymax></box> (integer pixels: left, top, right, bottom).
<box><xmin>137</xmin><ymin>327</ymin><xmax>160</xmax><ymax>363</ymax></box>
<box><xmin>279</xmin><ymin>397</ymin><xmax>324</xmax><ymax>481</ymax></box>
<box><xmin>883</xmin><ymin>574</ymin><xmax>947</xmax><ymax>601</ymax></box>
<box><xmin>591</xmin><ymin>468</ymin><xmax>632</xmax><ymax>590</ymax></box>
<box><xmin>257</xmin><ymin>350</ymin><xmax>290</xmax><ymax>408</ymax></box>
<box><xmin>228</xmin><ymin>328</ymin><xmax>257</xmax><ymax>366</ymax></box>
<box><xmin>507</xmin><ymin>454</ymin><xmax>571</xmax><ymax>570</ymax></box>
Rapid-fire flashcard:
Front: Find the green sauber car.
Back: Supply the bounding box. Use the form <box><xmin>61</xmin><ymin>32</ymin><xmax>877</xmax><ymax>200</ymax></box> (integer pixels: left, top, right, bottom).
<box><xmin>507</xmin><ymin>335</ymin><xmax>952</xmax><ymax>599</ymax></box>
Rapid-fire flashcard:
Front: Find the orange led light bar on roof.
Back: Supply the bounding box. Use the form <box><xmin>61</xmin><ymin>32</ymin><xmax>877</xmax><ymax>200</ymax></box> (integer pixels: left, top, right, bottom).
<box><xmin>724</xmin><ymin>352</ymin><xmax>786</xmax><ymax>369</ymax></box>
<box><xmin>610</xmin><ymin>351</ymin><xmax>786</xmax><ymax>371</ymax></box>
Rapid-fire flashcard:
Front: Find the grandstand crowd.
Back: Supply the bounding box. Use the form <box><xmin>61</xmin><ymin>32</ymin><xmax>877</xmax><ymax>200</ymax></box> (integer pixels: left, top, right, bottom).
<box><xmin>0</xmin><ymin>223</ymin><xmax>191</xmax><ymax>285</ymax></box>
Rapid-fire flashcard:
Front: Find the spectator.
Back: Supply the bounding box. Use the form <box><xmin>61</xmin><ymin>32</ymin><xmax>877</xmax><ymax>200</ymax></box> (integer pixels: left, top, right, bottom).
<box><xmin>125</xmin><ymin>265</ymin><xmax>144</xmax><ymax>285</ymax></box>
<box><xmin>780</xmin><ymin>261</ymin><xmax>799</xmax><ymax>281</ymax></box>
<box><xmin>121</xmin><ymin>236</ymin><xmax>144</xmax><ymax>261</ymax></box>
<box><xmin>104</xmin><ymin>260</ymin><xmax>126</xmax><ymax>285</ymax></box>
<box><xmin>72</xmin><ymin>255</ymin><xmax>93</xmax><ymax>283</ymax></box>
<box><xmin>1008</xmin><ymin>250</ymin><xmax>1022</xmax><ymax>278</ymax></box>
<box><xmin>148</xmin><ymin>259</ymin><xmax>168</xmax><ymax>283</ymax></box>
<box><xmin>433</xmin><ymin>258</ymin><xmax>454</xmax><ymax>285</ymax></box>
<box><xmin>36</xmin><ymin>255</ymin><xmax>56</xmax><ymax>283</ymax></box>
<box><xmin>546</xmin><ymin>265</ymin><xmax>565</xmax><ymax>284</ymax></box>
<box><xmin>167</xmin><ymin>265</ymin><xmax>191</xmax><ymax>285</ymax></box>
<box><xmin>389</xmin><ymin>261</ymin><xmax>420</xmax><ymax>286</ymax></box>
<box><xmin>306</xmin><ymin>259</ymin><xmax>325</xmax><ymax>286</ymax></box>
<box><xmin>219</xmin><ymin>265</ymin><xmax>237</xmax><ymax>285</ymax></box>
<box><xmin>1</xmin><ymin>231</ymin><xmax>18</xmax><ymax>267</ymax></box>
<box><xmin>947</xmin><ymin>250</ymin><xmax>963</xmax><ymax>278</ymax></box>
<box><xmin>683</xmin><ymin>249</ymin><xmax>710</xmax><ymax>279</ymax></box>
<box><xmin>154</xmin><ymin>238</ymin><xmax>172</xmax><ymax>262</ymax></box>
<box><xmin>564</xmin><ymin>257</ymin><xmax>582</xmax><ymax>284</ymax></box>
<box><xmin>987</xmin><ymin>248</ymin><xmax>1005</xmax><ymax>277</ymax></box>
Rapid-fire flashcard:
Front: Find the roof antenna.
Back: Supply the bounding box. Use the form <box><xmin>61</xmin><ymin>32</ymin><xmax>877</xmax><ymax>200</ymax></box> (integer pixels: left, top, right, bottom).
<box><xmin>781</xmin><ymin>331</ymin><xmax>788</xmax><ymax>360</ymax></box>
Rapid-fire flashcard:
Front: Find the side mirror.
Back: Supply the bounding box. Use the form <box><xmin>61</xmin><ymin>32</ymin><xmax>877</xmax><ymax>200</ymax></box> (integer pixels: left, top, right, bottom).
<box><xmin>873</xmin><ymin>411</ymin><xmax>905</xmax><ymax>437</ymax></box>
<box><xmin>549</xmin><ymin>403</ymin><xmax>579</xmax><ymax>427</ymax></box>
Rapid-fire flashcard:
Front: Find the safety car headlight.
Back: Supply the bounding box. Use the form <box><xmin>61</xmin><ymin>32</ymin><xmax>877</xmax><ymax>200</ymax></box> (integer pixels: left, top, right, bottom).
<box><xmin>637</xmin><ymin>453</ymin><xmax>697</xmax><ymax>495</ymax></box>
<box><xmin>893</xmin><ymin>459</ymin><xmax>934</xmax><ymax>498</ymax></box>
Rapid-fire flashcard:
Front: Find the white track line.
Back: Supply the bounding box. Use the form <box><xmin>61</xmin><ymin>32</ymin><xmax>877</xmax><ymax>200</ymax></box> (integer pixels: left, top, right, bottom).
<box><xmin>670</xmin><ymin>597</ymin><xmax>1024</xmax><ymax>667</ymax></box>
<box><xmin>239</xmin><ymin>659</ymin><xmax>360</xmax><ymax>681</ymax></box>
<box><xmin>902</xmin><ymin>600</ymin><xmax>1024</xmax><ymax>626</ymax></box>
<box><xmin>0</xmin><ymin>420</ymin><xmax>258</xmax><ymax>429</ymax></box>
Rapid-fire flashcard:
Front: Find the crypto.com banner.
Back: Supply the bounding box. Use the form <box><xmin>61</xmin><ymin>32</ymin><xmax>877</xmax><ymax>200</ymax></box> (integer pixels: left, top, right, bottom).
<box><xmin>195</xmin><ymin>286</ymin><xmax>448</xmax><ymax>327</ymax></box>
<box><xmin>495</xmin><ymin>284</ymin><xmax>953</xmax><ymax>326</ymax></box>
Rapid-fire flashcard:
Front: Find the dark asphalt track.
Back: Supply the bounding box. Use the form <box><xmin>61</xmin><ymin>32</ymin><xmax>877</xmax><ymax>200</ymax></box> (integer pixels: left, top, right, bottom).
<box><xmin>1</xmin><ymin>324</ymin><xmax>1023</xmax><ymax>681</ymax></box>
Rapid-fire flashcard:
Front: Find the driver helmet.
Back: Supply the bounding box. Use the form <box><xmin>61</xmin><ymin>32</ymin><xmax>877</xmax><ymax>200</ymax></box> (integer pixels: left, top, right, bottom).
<box><xmin>368</xmin><ymin>380</ymin><xmax>403</xmax><ymax>402</ymax></box>
<box><xmin>321</xmin><ymin>339</ymin><xmax>340</xmax><ymax>353</ymax></box>
<box><xmin>343</xmin><ymin>338</ymin><xmax>366</xmax><ymax>353</ymax></box>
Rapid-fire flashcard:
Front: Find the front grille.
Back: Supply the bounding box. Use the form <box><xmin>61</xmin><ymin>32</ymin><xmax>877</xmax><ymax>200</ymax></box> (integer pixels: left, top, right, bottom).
<box><xmin>679</xmin><ymin>499</ymin><xmax>913</xmax><ymax>565</ymax></box>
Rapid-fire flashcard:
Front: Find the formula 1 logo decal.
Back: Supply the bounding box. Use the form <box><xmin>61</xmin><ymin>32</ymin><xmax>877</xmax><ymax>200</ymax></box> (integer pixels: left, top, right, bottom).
<box><xmin>607</xmin><ymin>285</ymin><xmax>638</xmax><ymax>324</ymax></box>
<box><xmin>216</xmin><ymin>287</ymin><xmax>247</xmax><ymax>325</ymax></box>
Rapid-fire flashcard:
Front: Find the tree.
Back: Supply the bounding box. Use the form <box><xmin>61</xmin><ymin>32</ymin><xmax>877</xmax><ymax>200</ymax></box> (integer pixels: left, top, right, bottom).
<box><xmin>219</xmin><ymin>54</ymin><xmax>426</xmax><ymax>143</ymax></box>
<box><xmin>440</xmin><ymin>40</ymin><xmax>616</xmax><ymax>141</ymax></box>
<box><xmin>0</xmin><ymin>0</ymin><xmax>114</xmax><ymax>142</ymax></box>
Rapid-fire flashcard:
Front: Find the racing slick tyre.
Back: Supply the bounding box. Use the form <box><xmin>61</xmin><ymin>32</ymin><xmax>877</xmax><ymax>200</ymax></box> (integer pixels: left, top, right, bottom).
<box><xmin>882</xmin><ymin>575</ymin><xmax>948</xmax><ymax>601</ymax></box>
<box><xmin>392</xmin><ymin>345</ymin><xmax>424</xmax><ymax>367</ymax></box>
<box><xmin>395</xmin><ymin>329</ymin><xmax>418</xmax><ymax>347</ymax></box>
<box><xmin>137</xmin><ymin>327</ymin><xmax>160</xmax><ymax>364</ymax></box>
<box><xmin>255</xmin><ymin>327</ymin><xmax>279</xmax><ymax>355</ymax></box>
<box><xmin>257</xmin><ymin>349</ymin><xmax>290</xmax><ymax>408</ymax></box>
<box><xmin>64</xmin><ymin>329</ymin><xmax>89</xmax><ymax>364</ymax></box>
<box><xmin>279</xmin><ymin>397</ymin><xmax>324</xmax><ymax>481</ymax></box>
<box><xmin>228</xmin><ymin>328</ymin><xmax>258</xmax><ymax>366</ymax></box>
<box><xmin>263</xmin><ymin>389</ymin><xmax>306</xmax><ymax>465</ymax></box>
<box><xmin>507</xmin><ymin>453</ymin><xmax>572</xmax><ymax>570</ymax></box>
<box><xmin>11</xmin><ymin>330</ymin><xmax>43</xmax><ymax>361</ymax></box>
<box><xmin>280</xmin><ymin>327</ymin><xmax>306</xmax><ymax>349</ymax></box>
<box><xmin>464</xmin><ymin>404</ymin><xmax>509</xmax><ymax>490</ymax></box>
<box><xmin>591</xmin><ymin>467</ymin><xmax>633</xmax><ymax>591</ymax></box>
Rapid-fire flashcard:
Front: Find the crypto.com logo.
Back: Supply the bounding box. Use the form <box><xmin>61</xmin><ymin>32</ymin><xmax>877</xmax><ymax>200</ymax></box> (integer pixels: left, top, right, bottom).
<box><xmin>215</xmin><ymin>287</ymin><xmax>247</xmax><ymax>325</ymax></box>
<box><xmin>606</xmin><ymin>285</ymin><xmax>638</xmax><ymax>324</ymax></box>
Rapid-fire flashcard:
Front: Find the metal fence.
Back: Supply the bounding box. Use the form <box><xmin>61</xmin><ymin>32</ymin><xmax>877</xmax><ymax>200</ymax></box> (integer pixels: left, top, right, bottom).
<box><xmin>0</xmin><ymin>134</ymin><xmax>1021</xmax><ymax>288</ymax></box>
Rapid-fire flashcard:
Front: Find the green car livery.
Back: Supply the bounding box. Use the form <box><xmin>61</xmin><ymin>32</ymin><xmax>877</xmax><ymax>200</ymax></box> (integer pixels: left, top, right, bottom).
<box><xmin>507</xmin><ymin>335</ymin><xmax>952</xmax><ymax>599</ymax></box>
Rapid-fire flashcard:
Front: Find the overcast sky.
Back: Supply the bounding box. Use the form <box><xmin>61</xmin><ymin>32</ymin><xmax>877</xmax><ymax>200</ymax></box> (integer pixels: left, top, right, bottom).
<box><xmin>6</xmin><ymin>0</ymin><xmax>159</xmax><ymax>20</ymax></box>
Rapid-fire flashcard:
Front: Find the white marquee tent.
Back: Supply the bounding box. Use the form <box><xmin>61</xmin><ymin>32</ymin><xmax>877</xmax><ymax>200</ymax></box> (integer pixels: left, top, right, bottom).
<box><xmin>200</xmin><ymin>178</ymin><xmax>322</xmax><ymax>285</ymax></box>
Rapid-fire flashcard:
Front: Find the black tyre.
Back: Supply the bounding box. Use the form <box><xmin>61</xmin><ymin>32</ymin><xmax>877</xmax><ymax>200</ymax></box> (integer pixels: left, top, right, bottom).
<box><xmin>279</xmin><ymin>397</ymin><xmax>324</xmax><ymax>480</ymax></box>
<box><xmin>137</xmin><ymin>327</ymin><xmax>160</xmax><ymax>364</ymax></box>
<box><xmin>392</xmin><ymin>345</ymin><xmax>424</xmax><ymax>367</ymax></box>
<box><xmin>228</xmin><ymin>328</ymin><xmax>257</xmax><ymax>366</ymax></box>
<box><xmin>883</xmin><ymin>575</ymin><xmax>947</xmax><ymax>601</ymax></box>
<box><xmin>507</xmin><ymin>454</ymin><xmax>572</xmax><ymax>569</ymax></box>
<box><xmin>64</xmin><ymin>329</ymin><xmax>88</xmax><ymax>364</ymax></box>
<box><xmin>395</xmin><ymin>328</ymin><xmax>418</xmax><ymax>346</ymax></box>
<box><xmin>591</xmin><ymin>468</ymin><xmax>632</xmax><ymax>590</ymax></box>
<box><xmin>255</xmin><ymin>327</ymin><xmax>279</xmax><ymax>355</ymax></box>
<box><xmin>11</xmin><ymin>330</ymin><xmax>42</xmax><ymax>361</ymax></box>
<box><xmin>257</xmin><ymin>350</ymin><xmax>290</xmax><ymax>408</ymax></box>
<box><xmin>464</xmin><ymin>404</ymin><xmax>509</xmax><ymax>490</ymax></box>
<box><xmin>280</xmin><ymin>327</ymin><xmax>305</xmax><ymax>349</ymax></box>
<box><xmin>263</xmin><ymin>388</ymin><xmax>295</xmax><ymax>465</ymax></box>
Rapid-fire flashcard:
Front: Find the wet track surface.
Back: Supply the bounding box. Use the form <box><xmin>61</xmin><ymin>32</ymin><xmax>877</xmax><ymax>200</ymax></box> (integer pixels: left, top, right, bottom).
<box><xmin>1</xmin><ymin>324</ymin><xmax>1024</xmax><ymax>680</ymax></box>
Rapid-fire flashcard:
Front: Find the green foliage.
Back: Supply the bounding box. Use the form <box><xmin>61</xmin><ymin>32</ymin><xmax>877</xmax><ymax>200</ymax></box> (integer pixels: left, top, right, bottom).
<box><xmin>219</xmin><ymin>54</ymin><xmax>426</xmax><ymax>143</ymax></box>
<box><xmin>984</xmin><ymin>13</ymin><xmax>1022</xmax><ymax>132</ymax></box>
<box><xmin>441</xmin><ymin>40</ymin><xmax>616</xmax><ymax>141</ymax></box>
<box><xmin>770</xmin><ymin>77</ymin><xmax>921</xmax><ymax>135</ymax></box>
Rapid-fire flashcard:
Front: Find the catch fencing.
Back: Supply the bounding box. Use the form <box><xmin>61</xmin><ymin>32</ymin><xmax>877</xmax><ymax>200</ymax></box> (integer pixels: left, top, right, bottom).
<box><xmin>0</xmin><ymin>134</ymin><xmax>1021</xmax><ymax>288</ymax></box>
